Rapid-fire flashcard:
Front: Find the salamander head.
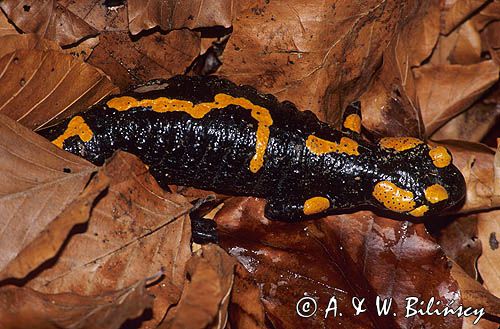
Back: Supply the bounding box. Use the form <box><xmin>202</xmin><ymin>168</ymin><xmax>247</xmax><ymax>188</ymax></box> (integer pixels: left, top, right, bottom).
<box><xmin>370</xmin><ymin>138</ymin><xmax>466</xmax><ymax>218</ymax></box>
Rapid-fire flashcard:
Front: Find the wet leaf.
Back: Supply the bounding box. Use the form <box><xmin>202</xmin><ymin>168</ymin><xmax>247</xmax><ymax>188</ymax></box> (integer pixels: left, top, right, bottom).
<box><xmin>0</xmin><ymin>49</ymin><xmax>118</xmax><ymax>130</ymax></box>
<box><xmin>414</xmin><ymin>60</ymin><xmax>498</xmax><ymax>135</ymax></box>
<box><xmin>0</xmin><ymin>0</ymin><xmax>97</xmax><ymax>46</ymax></box>
<box><xmin>0</xmin><ymin>115</ymin><xmax>96</xmax><ymax>273</ymax></box>
<box><xmin>127</xmin><ymin>0</ymin><xmax>233</xmax><ymax>35</ymax></box>
<box><xmin>216</xmin><ymin>198</ymin><xmax>463</xmax><ymax>329</ymax></box>
<box><xmin>0</xmin><ymin>279</ymin><xmax>153</xmax><ymax>329</ymax></box>
<box><xmin>228</xmin><ymin>264</ymin><xmax>267</xmax><ymax>329</ymax></box>
<box><xmin>160</xmin><ymin>244</ymin><xmax>236</xmax><ymax>329</ymax></box>
<box><xmin>26</xmin><ymin>152</ymin><xmax>193</xmax><ymax>328</ymax></box>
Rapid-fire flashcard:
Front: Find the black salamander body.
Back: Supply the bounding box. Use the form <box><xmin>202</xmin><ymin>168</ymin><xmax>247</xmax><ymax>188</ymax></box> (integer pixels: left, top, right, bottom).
<box><xmin>39</xmin><ymin>75</ymin><xmax>466</xmax><ymax>221</ymax></box>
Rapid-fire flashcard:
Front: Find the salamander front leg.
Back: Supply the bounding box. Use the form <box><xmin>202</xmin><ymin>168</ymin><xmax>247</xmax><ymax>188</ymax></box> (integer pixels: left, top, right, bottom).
<box><xmin>264</xmin><ymin>195</ymin><xmax>332</xmax><ymax>222</ymax></box>
<box><xmin>341</xmin><ymin>101</ymin><xmax>362</xmax><ymax>135</ymax></box>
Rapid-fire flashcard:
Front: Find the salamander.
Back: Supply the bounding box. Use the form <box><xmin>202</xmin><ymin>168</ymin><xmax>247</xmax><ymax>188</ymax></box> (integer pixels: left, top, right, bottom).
<box><xmin>39</xmin><ymin>75</ymin><xmax>466</xmax><ymax>221</ymax></box>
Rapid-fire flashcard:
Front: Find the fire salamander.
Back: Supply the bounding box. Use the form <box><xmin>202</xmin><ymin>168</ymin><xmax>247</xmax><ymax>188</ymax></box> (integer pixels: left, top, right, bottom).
<box><xmin>39</xmin><ymin>75</ymin><xmax>466</xmax><ymax>221</ymax></box>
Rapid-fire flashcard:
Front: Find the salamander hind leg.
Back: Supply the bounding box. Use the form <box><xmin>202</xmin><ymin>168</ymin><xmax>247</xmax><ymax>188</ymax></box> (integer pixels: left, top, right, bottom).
<box><xmin>341</xmin><ymin>101</ymin><xmax>362</xmax><ymax>135</ymax></box>
<box><xmin>264</xmin><ymin>195</ymin><xmax>332</xmax><ymax>222</ymax></box>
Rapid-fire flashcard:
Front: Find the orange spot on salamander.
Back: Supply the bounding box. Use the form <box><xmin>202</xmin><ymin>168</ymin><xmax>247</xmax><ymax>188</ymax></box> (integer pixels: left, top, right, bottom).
<box><xmin>343</xmin><ymin>113</ymin><xmax>361</xmax><ymax>133</ymax></box>
<box><xmin>425</xmin><ymin>184</ymin><xmax>449</xmax><ymax>204</ymax></box>
<box><xmin>372</xmin><ymin>181</ymin><xmax>416</xmax><ymax>212</ymax></box>
<box><xmin>303</xmin><ymin>196</ymin><xmax>330</xmax><ymax>215</ymax></box>
<box><xmin>305</xmin><ymin>135</ymin><xmax>359</xmax><ymax>156</ymax></box>
<box><xmin>106</xmin><ymin>94</ymin><xmax>273</xmax><ymax>173</ymax></box>
<box><xmin>52</xmin><ymin>116</ymin><xmax>93</xmax><ymax>148</ymax></box>
<box><xmin>408</xmin><ymin>205</ymin><xmax>429</xmax><ymax>217</ymax></box>
<box><xmin>379</xmin><ymin>137</ymin><xmax>423</xmax><ymax>152</ymax></box>
<box><xmin>429</xmin><ymin>146</ymin><xmax>451</xmax><ymax>168</ymax></box>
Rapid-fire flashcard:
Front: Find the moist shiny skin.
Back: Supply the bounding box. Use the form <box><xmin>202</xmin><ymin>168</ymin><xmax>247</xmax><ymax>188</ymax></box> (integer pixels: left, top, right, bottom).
<box><xmin>39</xmin><ymin>75</ymin><xmax>466</xmax><ymax>221</ymax></box>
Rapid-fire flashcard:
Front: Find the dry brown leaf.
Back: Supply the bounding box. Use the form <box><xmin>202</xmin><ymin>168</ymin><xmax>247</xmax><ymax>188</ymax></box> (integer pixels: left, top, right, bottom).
<box><xmin>0</xmin><ymin>0</ymin><xmax>97</xmax><ymax>46</ymax></box>
<box><xmin>430</xmin><ymin>20</ymin><xmax>482</xmax><ymax>65</ymax></box>
<box><xmin>472</xmin><ymin>0</ymin><xmax>500</xmax><ymax>31</ymax></box>
<box><xmin>0</xmin><ymin>279</ymin><xmax>153</xmax><ymax>329</ymax></box>
<box><xmin>0</xmin><ymin>169</ymin><xmax>109</xmax><ymax>281</ymax></box>
<box><xmin>443</xmin><ymin>141</ymin><xmax>500</xmax><ymax>212</ymax></box>
<box><xmin>477</xmin><ymin>210</ymin><xmax>500</xmax><ymax>297</ymax></box>
<box><xmin>0</xmin><ymin>33</ymin><xmax>61</xmax><ymax>60</ymax></box>
<box><xmin>160</xmin><ymin>244</ymin><xmax>236</xmax><ymax>329</ymax></box>
<box><xmin>440</xmin><ymin>0</ymin><xmax>487</xmax><ymax>35</ymax></box>
<box><xmin>58</xmin><ymin>0</ymin><xmax>129</xmax><ymax>32</ymax></box>
<box><xmin>432</xmin><ymin>102</ymin><xmax>500</xmax><ymax>141</ymax></box>
<box><xmin>0</xmin><ymin>49</ymin><xmax>118</xmax><ymax>130</ymax></box>
<box><xmin>228</xmin><ymin>264</ymin><xmax>267</xmax><ymax>329</ymax></box>
<box><xmin>26</xmin><ymin>152</ymin><xmax>193</xmax><ymax>328</ymax></box>
<box><xmin>219</xmin><ymin>1</ymin><xmax>430</xmax><ymax>124</ymax></box>
<box><xmin>0</xmin><ymin>10</ymin><xmax>18</xmax><ymax>37</ymax></box>
<box><xmin>451</xmin><ymin>262</ymin><xmax>500</xmax><ymax>317</ymax></box>
<box><xmin>62</xmin><ymin>36</ymin><xmax>100</xmax><ymax>60</ymax></box>
<box><xmin>88</xmin><ymin>30</ymin><xmax>200</xmax><ymax>90</ymax></box>
<box><xmin>360</xmin><ymin>0</ymin><xmax>440</xmax><ymax>138</ymax></box>
<box><xmin>0</xmin><ymin>114</ymin><xmax>96</xmax><ymax>273</ymax></box>
<box><xmin>216</xmin><ymin>197</ymin><xmax>463</xmax><ymax>328</ymax></box>
<box><xmin>414</xmin><ymin>60</ymin><xmax>499</xmax><ymax>135</ymax></box>
<box><xmin>128</xmin><ymin>0</ymin><xmax>233</xmax><ymax>35</ymax></box>
<box><xmin>482</xmin><ymin>20</ymin><xmax>500</xmax><ymax>65</ymax></box>
<box><xmin>430</xmin><ymin>215</ymin><xmax>481</xmax><ymax>279</ymax></box>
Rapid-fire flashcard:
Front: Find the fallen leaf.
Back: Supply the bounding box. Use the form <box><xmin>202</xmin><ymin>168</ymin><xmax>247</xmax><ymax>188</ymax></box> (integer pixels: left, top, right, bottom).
<box><xmin>430</xmin><ymin>20</ymin><xmax>483</xmax><ymax>65</ymax></box>
<box><xmin>414</xmin><ymin>60</ymin><xmax>499</xmax><ymax>135</ymax></box>
<box><xmin>26</xmin><ymin>151</ymin><xmax>193</xmax><ymax>329</ymax></box>
<box><xmin>58</xmin><ymin>0</ymin><xmax>129</xmax><ymax>32</ymax></box>
<box><xmin>472</xmin><ymin>0</ymin><xmax>500</xmax><ymax>31</ymax></box>
<box><xmin>360</xmin><ymin>0</ymin><xmax>440</xmax><ymax>138</ymax></box>
<box><xmin>228</xmin><ymin>264</ymin><xmax>267</xmax><ymax>329</ymax></box>
<box><xmin>432</xmin><ymin>102</ymin><xmax>500</xmax><ymax>141</ymax></box>
<box><xmin>0</xmin><ymin>115</ymin><xmax>96</xmax><ymax>273</ymax></box>
<box><xmin>0</xmin><ymin>169</ymin><xmax>109</xmax><ymax>281</ymax></box>
<box><xmin>477</xmin><ymin>210</ymin><xmax>500</xmax><ymax>297</ymax></box>
<box><xmin>219</xmin><ymin>1</ymin><xmax>426</xmax><ymax>124</ymax></box>
<box><xmin>127</xmin><ymin>0</ymin><xmax>233</xmax><ymax>35</ymax></box>
<box><xmin>0</xmin><ymin>33</ymin><xmax>61</xmax><ymax>60</ymax></box>
<box><xmin>160</xmin><ymin>244</ymin><xmax>236</xmax><ymax>329</ymax></box>
<box><xmin>216</xmin><ymin>197</ymin><xmax>462</xmax><ymax>328</ymax></box>
<box><xmin>0</xmin><ymin>0</ymin><xmax>98</xmax><ymax>46</ymax></box>
<box><xmin>440</xmin><ymin>0</ymin><xmax>487</xmax><ymax>35</ymax></box>
<box><xmin>0</xmin><ymin>10</ymin><xmax>18</xmax><ymax>37</ymax></box>
<box><xmin>451</xmin><ymin>262</ymin><xmax>500</xmax><ymax>317</ymax></box>
<box><xmin>444</xmin><ymin>141</ymin><xmax>500</xmax><ymax>212</ymax></box>
<box><xmin>429</xmin><ymin>215</ymin><xmax>481</xmax><ymax>279</ymax></box>
<box><xmin>88</xmin><ymin>30</ymin><xmax>200</xmax><ymax>90</ymax></box>
<box><xmin>482</xmin><ymin>20</ymin><xmax>500</xmax><ymax>65</ymax></box>
<box><xmin>0</xmin><ymin>279</ymin><xmax>153</xmax><ymax>329</ymax></box>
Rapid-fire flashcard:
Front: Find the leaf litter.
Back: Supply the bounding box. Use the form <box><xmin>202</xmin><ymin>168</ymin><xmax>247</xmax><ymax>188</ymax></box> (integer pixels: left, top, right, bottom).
<box><xmin>0</xmin><ymin>1</ymin><xmax>499</xmax><ymax>328</ymax></box>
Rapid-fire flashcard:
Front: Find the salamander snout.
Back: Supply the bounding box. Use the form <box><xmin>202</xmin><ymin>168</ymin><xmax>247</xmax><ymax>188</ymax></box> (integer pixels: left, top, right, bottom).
<box><xmin>371</xmin><ymin>138</ymin><xmax>466</xmax><ymax>218</ymax></box>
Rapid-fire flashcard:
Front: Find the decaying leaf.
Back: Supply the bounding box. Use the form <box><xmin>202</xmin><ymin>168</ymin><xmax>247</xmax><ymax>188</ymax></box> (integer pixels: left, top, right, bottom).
<box><xmin>127</xmin><ymin>0</ymin><xmax>233</xmax><ymax>35</ymax></box>
<box><xmin>216</xmin><ymin>198</ymin><xmax>463</xmax><ymax>328</ymax></box>
<box><xmin>26</xmin><ymin>152</ymin><xmax>193</xmax><ymax>328</ymax></box>
<box><xmin>477</xmin><ymin>210</ymin><xmax>500</xmax><ymax>297</ymax></box>
<box><xmin>160</xmin><ymin>244</ymin><xmax>236</xmax><ymax>329</ymax></box>
<box><xmin>0</xmin><ymin>49</ymin><xmax>118</xmax><ymax>130</ymax></box>
<box><xmin>0</xmin><ymin>0</ymin><xmax>97</xmax><ymax>46</ymax></box>
<box><xmin>0</xmin><ymin>279</ymin><xmax>153</xmax><ymax>329</ymax></box>
<box><xmin>0</xmin><ymin>115</ymin><xmax>96</xmax><ymax>274</ymax></box>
